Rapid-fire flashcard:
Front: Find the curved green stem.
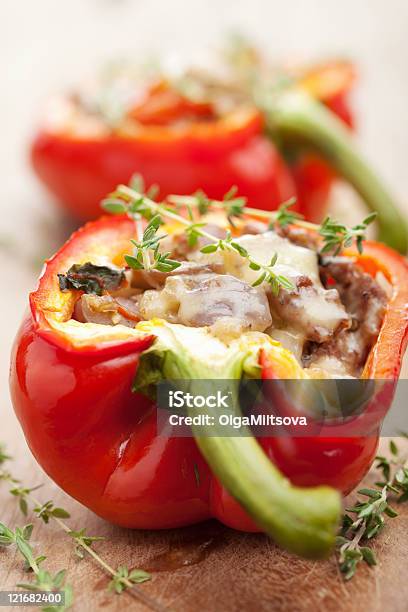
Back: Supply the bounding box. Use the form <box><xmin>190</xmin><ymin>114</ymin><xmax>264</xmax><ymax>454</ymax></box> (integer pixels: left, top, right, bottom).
<box><xmin>262</xmin><ymin>90</ymin><xmax>408</xmax><ymax>253</ymax></box>
<box><xmin>189</xmin><ymin>385</ymin><xmax>340</xmax><ymax>559</ymax></box>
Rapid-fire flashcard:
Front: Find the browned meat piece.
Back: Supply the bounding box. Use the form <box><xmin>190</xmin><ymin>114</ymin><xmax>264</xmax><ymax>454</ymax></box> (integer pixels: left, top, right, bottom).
<box><xmin>276</xmin><ymin>225</ymin><xmax>320</xmax><ymax>251</ymax></box>
<box><xmin>130</xmin><ymin>261</ymin><xmax>223</xmax><ymax>290</ymax></box>
<box><xmin>268</xmin><ymin>274</ymin><xmax>350</xmax><ymax>343</ymax></box>
<box><xmin>306</xmin><ymin>257</ymin><xmax>387</xmax><ymax>375</ymax></box>
<box><xmin>161</xmin><ymin>223</ymin><xmax>227</xmax><ymax>260</ymax></box>
<box><xmin>74</xmin><ymin>294</ymin><xmax>141</xmax><ymax>327</ymax></box>
<box><xmin>139</xmin><ymin>272</ymin><xmax>272</xmax><ymax>333</ymax></box>
<box><xmin>240</xmin><ymin>220</ymin><xmax>268</xmax><ymax>235</ymax></box>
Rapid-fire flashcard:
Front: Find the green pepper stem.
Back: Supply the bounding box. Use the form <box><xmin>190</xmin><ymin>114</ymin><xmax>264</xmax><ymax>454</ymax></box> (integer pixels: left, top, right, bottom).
<box><xmin>263</xmin><ymin>90</ymin><xmax>408</xmax><ymax>253</ymax></box>
<box><xmin>190</xmin><ymin>388</ymin><xmax>341</xmax><ymax>559</ymax></box>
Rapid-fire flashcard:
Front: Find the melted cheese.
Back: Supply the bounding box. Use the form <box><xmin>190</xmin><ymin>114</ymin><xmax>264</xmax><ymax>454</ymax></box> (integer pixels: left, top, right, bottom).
<box><xmin>193</xmin><ymin>231</ymin><xmax>348</xmax><ymax>343</ymax></box>
<box><xmin>194</xmin><ymin>232</ymin><xmax>321</xmax><ymax>286</ymax></box>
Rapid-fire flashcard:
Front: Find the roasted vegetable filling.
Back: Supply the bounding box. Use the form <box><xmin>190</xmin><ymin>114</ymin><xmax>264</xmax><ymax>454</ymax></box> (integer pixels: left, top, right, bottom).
<box><xmin>60</xmin><ymin>220</ymin><xmax>387</xmax><ymax>378</ymax></box>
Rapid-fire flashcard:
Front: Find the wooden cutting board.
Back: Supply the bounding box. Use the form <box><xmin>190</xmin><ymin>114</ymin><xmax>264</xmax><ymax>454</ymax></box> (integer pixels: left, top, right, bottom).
<box><xmin>1</xmin><ymin>416</ymin><xmax>408</xmax><ymax>612</ymax></box>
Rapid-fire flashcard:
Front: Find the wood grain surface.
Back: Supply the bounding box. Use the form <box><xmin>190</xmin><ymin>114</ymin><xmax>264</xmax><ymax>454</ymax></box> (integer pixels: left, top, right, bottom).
<box><xmin>1</xmin><ymin>434</ymin><xmax>408</xmax><ymax>612</ymax></box>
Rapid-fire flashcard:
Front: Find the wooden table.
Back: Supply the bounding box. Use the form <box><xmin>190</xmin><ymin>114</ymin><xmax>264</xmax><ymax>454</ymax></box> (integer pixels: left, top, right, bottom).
<box><xmin>1</xmin><ymin>189</ymin><xmax>408</xmax><ymax>611</ymax></box>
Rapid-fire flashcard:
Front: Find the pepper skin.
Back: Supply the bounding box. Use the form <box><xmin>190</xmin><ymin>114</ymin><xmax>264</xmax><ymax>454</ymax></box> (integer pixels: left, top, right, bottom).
<box><xmin>31</xmin><ymin>107</ymin><xmax>298</xmax><ymax>222</ymax></box>
<box><xmin>31</xmin><ymin>63</ymin><xmax>354</xmax><ymax>223</ymax></box>
<box><xmin>9</xmin><ymin>216</ymin><xmax>408</xmax><ymax>535</ymax></box>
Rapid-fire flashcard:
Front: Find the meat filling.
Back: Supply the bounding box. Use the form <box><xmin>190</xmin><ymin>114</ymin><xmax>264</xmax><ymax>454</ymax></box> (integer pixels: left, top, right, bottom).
<box><xmin>268</xmin><ymin>274</ymin><xmax>350</xmax><ymax>344</ymax></box>
<box><xmin>68</xmin><ymin>226</ymin><xmax>387</xmax><ymax>378</ymax></box>
<box><xmin>130</xmin><ymin>261</ymin><xmax>222</xmax><ymax>290</ymax></box>
<box><xmin>139</xmin><ymin>272</ymin><xmax>272</xmax><ymax>335</ymax></box>
<box><xmin>74</xmin><ymin>294</ymin><xmax>141</xmax><ymax>327</ymax></box>
<box><xmin>303</xmin><ymin>257</ymin><xmax>387</xmax><ymax>375</ymax></box>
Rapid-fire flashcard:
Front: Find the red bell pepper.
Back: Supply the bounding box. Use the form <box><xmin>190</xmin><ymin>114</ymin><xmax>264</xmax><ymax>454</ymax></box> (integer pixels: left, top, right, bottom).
<box><xmin>30</xmin><ymin>63</ymin><xmax>343</xmax><ymax>212</ymax></box>
<box><xmin>31</xmin><ymin>61</ymin><xmax>407</xmax><ymax>252</ymax></box>
<box><xmin>9</xmin><ymin>214</ymin><xmax>408</xmax><ymax>559</ymax></box>
<box><xmin>32</xmin><ymin>103</ymin><xmax>299</xmax><ymax>221</ymax></box>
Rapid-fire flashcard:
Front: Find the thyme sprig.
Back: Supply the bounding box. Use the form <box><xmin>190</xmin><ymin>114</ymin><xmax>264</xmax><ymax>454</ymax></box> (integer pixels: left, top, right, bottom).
<box><xmin>200</xmin><ymin>230</ymin><xmax>294</xmax><ymax>295</ymax></box>
<box><xmin>337</xmin><ymin>438</ymin><xmax>408</xmax><ymax>580</ymax></box>
<box><xmin>124</xmin><ymin>214</ymin><xmax>181</xmax><ymax>273</ymax></box>
<box><xmin>319</xmin><ymin>212</ymin><xmax>377</xmax><ymax>255</ymax></box>
<box><xmin>9</xmin><ymin>485</ymin><xmax>42</xmax><ymax>516</ymax></box>
<box><xmin>167</xmin><ymin>189</ymin><xmax>307</xmax><ymax>230</ymax></box>
<box><xmin>0</xmin><ymin>446</ymin><xmax>163</xmax><ymax>612</ymax></box>
<box><xmin>102</xmin><ymin>176</ymin><xmax>376</xmax><ymax>294</ymax></box>
<box><xmin>102</xmin><ymin>177</ymin><xmax>295</xmax><ymax>294</ymax></box>
<box><xmin>167</xmin><ymin>187</ymin><xmax>375</xmax><ymax>255</ymax></box>
<box><xmin>0</xmin><ymin>521</ymin><xmax>73</xmax><ymax>611</ymax></box>
<box><xmin>108</xmin><ymin>566</ymin><xmax>151</xmax><ymax>594</ymax></box>
<box><xmin>34</xmin><ymin>500</ymin><xmax>71</xmax><ymax>524</ymax></box>
<box><xmin>273</xmin><ymin>197</ymin><xmax>302</xmax><ymax>228</ymax></box>
<box><xmin>375</xmin><ymin>437</ymin><xmax>408</xmax><ymax>502</ymax></box>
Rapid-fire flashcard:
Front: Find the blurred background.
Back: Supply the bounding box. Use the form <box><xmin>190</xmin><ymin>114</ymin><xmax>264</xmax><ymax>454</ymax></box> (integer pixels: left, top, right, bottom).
<box><xmin>2</xmin><ymin>0</ymin><xmax>408</xmax><ymax>431</ymax></box>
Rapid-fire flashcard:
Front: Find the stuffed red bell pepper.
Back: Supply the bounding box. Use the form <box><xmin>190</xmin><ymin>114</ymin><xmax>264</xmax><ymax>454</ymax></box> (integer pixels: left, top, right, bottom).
<box><xmin>30</xmin><ymin>46</ymin><xmax>407</xmax><ymax>252</ymax></box>
<box><xmin>10</xmin><ymin>182</ymin><xmax>408</xmax><ymax>560</ymax></box>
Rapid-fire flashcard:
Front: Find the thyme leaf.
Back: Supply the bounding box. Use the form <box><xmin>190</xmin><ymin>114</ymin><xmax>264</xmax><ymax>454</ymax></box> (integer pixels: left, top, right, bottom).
<box><xmin>337</xmin><ymin>437</ymin><xmax>408</xmax><ymax>580</ymax></box>
<box><xmin>105</xmin><ymin>180</ymin><xmax>295</xmax><ymax>295</ymax></box>
<box><xmin>319</xmin><ymin>212</ymin><xmax>377</xmax><ymax>256</ymax></box>
<box><xmin>273</xmin><ymin>197</ymin><xmax>302</xmax><ymax>228</ymax></box>
<box><xmin>108</xmin><ymin>566</ymin><xmax>151</xmax><ymax>594</ymax></box>
<box><xmin>0</xmin><ymin>521</ymin><xmax>73</xmax><ymax>610</ymax></box>
<box><xmin>0</xmin><ymin>446</ymin><xmax>157</xmax><ymax>609</ymax></box>
<box><xmin>34</xmin><ymin>500</ymin><xmax>71</xmax><ymax>524</ymax></box>
<box><xmin>125</xmin><ymin>215</ymin><xmax>181</xmax><ymax>273</ymax></box>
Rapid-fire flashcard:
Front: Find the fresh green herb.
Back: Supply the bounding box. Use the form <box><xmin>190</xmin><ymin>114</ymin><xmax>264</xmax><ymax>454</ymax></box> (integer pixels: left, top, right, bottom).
<box><xmin>108</xmin><ymin>566</ymin><xmax>151</xmax><ymax>594</ymax></box>
<box><xmin>0</xmin><ymin>522</ymin><xmax>36</xmax><ymax>565</ymax></box>
<box><xmin>68</xmin><ymin>528</ymin><xmax>105</xmax><ymax>560</ymax></box>
<box><xmin>200</xmin><ymin>230</ymin><xmax>294</xmax><ymax>294</ymax></box>
<box><xmin>18</xmin><ymin>570</ymin><xmax>73</xmax><ymax>612</ymax></box>
<box><xmin>125</xmin><ymin>215</ymin><xmax>181</xmax><ymax>273</ymax></box>
<box><xmin>185</xmin><ymin>222</ymin><xmax>207</xmax><ymax>248</ymax></box>
<box><xmin>169</xmin><ymin>189</ymin><xmax>375</xmax><ymax>258</ymax></box>
<box><xmin>337</xmin><ymin>486</ymin><xmax>390</xmax><ymax>580</ymax></box>
<box><xmin>129</xmin><ymin>173</ymin><xmax>146</xmax><ymax>193</ymax></box>
<box><xmin>34</xmin><ymin>501</ymin><xmax>71</xmax><ymax>524</ymax></box>
<box><xmin>0</xmin><ymin>521</ymin><xmax>73</xmax><ymax>610</ymax></box>
<box><xmin>10</xmin><ymin>485</ymin><xmax>42</xmax><ymax>516</ymax></box>
<box><xmin>105</xmin><ymin>181</ymin><xmax>295</xmax><ymax>295</ymax></box>
<box><xmin>375</xmin><ymin>436</ymin><xmax>408</xmax><ymax>503</ymax></box>
<box><xmin>319</xmin><ymin>212</ymin><xmax>377</xmax><ymax>255</ymax></box>
<box><xmin>222</xmin><ymin>186</ymin><xmax>247</xmax><ymax>225</ymax></box>
<box><xmin>193</xmin><ymin>189</ymin><xmax>211</xmax><ymax>215</ymax></box>
<box><xmin>337</xmin><ymin>438</ymin><xmax>408</xmax><ymax>580</ymax></box>
<box><xmin>0</xmin><ymin>444</ymin><xmax>11</xmax><ymax>465</ymax></box>
<box><xmin>273</xmin><ymin>197</ymin><xmax>302</xmax><ymax>228</ymax></box>
<box><xmin>0</xmin><ymin>446</ymin><xmax>158</xmax><ymax>610</ymax></box>
<box><xmin>58</xmin><ymin>262</ymin><xmax>125</xmax><ymax>296</ymax></box>
<box><xmin>168</xmin><ymin>187</ymin><xmax>246</xmax><ymax>224</ymax></box>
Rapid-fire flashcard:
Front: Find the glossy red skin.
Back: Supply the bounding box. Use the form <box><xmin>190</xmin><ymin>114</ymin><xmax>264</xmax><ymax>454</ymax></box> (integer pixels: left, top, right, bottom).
<box><xmin>10</xmin><ymin>314</ymin><xmax>379</xmax><ymax>531</ymax></box>
<box><xmin>11</xmin><ymin>316</ymin><xmax>212</xmax><ymax>528</ymax></box>
<box><xmin>32</xmin><ymin>126</ymin><xmax>297</xmax><ymax>221</ymax></box>
<box><xmin>31</xmin><ymin>93</ymin><xmax>352</xmax><ymax>223</ymax></box>
<box><xmin>10</xmin><ymin>219</ymin><xmax>407</xmax><ymax>532</ymax></box>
